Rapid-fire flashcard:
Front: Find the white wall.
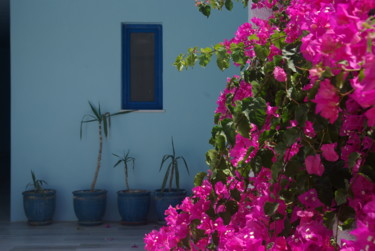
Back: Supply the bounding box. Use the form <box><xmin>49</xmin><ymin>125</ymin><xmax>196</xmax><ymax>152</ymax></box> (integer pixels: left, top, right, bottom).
<box><xmin>11</xmin><ymin>0</ymin><xmax>247</xmax><ymax>221</ymax></box>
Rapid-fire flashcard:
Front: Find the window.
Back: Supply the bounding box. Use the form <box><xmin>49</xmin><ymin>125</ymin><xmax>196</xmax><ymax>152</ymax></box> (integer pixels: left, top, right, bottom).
<box><xmin>122</xmin><ymin>24</ymin><xmax>163</xmax><ymax>110</ymax></box>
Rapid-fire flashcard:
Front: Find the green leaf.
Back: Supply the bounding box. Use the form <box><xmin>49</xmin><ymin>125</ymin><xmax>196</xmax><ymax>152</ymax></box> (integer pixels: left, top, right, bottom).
<box><xmin>243</xmin><ymin>97</ymin><xmax>267</xmax><ymax>129</ymax></box>
<box><xmin>264</xmin><ymin>61</ymin><xmax>274</xmax><ymax>74</ymax></box>
<box><xmin>270</xmin><ymin>31</ymin><xmax>285</xmax><ymax>49</ymax></box>
<box><xmin>295</xmin><ymin>104</ymin><xmax>308</xmax><ymax>126</ymax></box>
<box><xmin>186</xmin><ymin>50</ymin><xmax>198</xmax><ymax>67</ymax></box>
<box><xmin>250</xmin><ymin>81</ymin><xmax>261</xmax><ymax>96</ymax></box>
<box><xmin>283</xmin><ymin>127</ymin><xmax>300</xmax><ymax>147</ymax></box>
<box><xmin>275</xmin><ymin>90</ymin><xmax>285</xmax><ymax>107</ymax></box>
<box><xmin>199</xmin><ymin>4</ymin><xmax>211</xmax><ymax>17</ymax></box>
<box><xmin>335</xmin><ymin>188</ymin><xmax>347</xmax><ymax>206</ymax></box>
<box><xmin>113</xmin><ymin>159</ymin><xmax>122</xmax><ymax>168</ymax></box>
<box><xmin>224</xmin><ymin>0</ymin><xmax>233</xmax><ymax>10</ymax></box>
<box><xmin>194</xmin><ymin>172</ymin><xmax>207</xmax><ymax>187</ymax></box>
<box><xmin>88</xmin><ymin>101</ymin><xmax>101</xmax><ymax>121</ymax></box>
<box><xmin>178</xmin><ymin>156</ymin><xmax>190</xmax><ymax>175</ymax></box>
<box><xmin>338</xmin><ymin>205</ymin><xmax>355</xmax><ymax>222</ymax></box>
<box><xmin>339</xmin><ymin>217</ymin><xmax>355</xmax><ymax>231</ymax></box>
<box><xmin>323</xmin><ymin>210</ymin><xmax>336</xmax><ymax>229</ymax></box>
<box><xmin>234</xmin><ymin>113</ymin><xmax>250</xmax><ymax>138</ymax></box>
<box><xmin>253</xmin><ymin>149</ymin><xmax>274</xmax><ymax>170</ymax></box>
<box><xmin>264</xmin><ymin>202</ymin><xmax>279</xmax><ymax>216</ymax></box>
<box><xmin>285</xmin><ymin>160</ymin><xmax>302</xmax><ymax>177</ymax></box>
<box><xmin>248</xmin><ymin>34</ymin><xmax>259</xmax><ymax>41</ymax></box>
<box><xmin>271</xmin><ymin>161</ymin><xmax>282</xmax><ymax>180</ymax></box>
<box><xmin>254</xmin><ymin>44</ymin><xmax>269</xmax><ymax>60</ymax></box>
<box><xmin>161</xmin><ymin>163</ymin><xmax>172</xmax><ymax>192</ymax></box>
<box><xmin>221</xmin><ymin>119</ymin><xmax>236</xmax><ymax>146</ymax></box>
<box><xmin>216</xmin><ymin>51</ymin><xmax>230</xmax><ymax>71</ymax></box>
<box><xmin>174</xmin><ymin>54</ymin><xmax>185</xmax><ymax>71</ymax></box>
<box><xmin>215</xmin><ymin>135</ymin><xmax>226</xmax><ymax>151</ymax></box>
<box><xmin>199</xmin><ymin>53</ymin><xmax>212</xmax><ymax>67</ymax></box>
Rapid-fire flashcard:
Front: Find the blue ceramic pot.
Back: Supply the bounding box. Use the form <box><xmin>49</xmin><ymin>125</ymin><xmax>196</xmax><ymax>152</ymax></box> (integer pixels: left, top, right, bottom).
<box><xmin>117</xmin><ymin>190</ymin><xmax>150</xmax><ymax>225</ymax></box>
<box><xmin>73</xmin><ymin>189</ymin><xmax>107</xmax><ymax>226</ymax></box>
<box><xmin>22</xmin><ymin>189</ymin><xmax>56</xmax><ymax>226</ymax></box>
<box><xmin>154</xmin><ymin>189</ymin><xmax>187</xmax><ymax>222</ymax></box>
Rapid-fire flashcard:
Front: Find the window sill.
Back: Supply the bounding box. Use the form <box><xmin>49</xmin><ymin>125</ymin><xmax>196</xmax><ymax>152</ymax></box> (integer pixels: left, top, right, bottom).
<box><xmin>121</xmin><ymin>109</ymin><xmax>166</xmax><ymax>113</ymax></box>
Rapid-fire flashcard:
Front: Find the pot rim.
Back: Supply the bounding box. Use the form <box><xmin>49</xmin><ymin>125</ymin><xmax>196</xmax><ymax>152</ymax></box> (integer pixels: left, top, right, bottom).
<box><xmin>22</xmin><ymin>189</ymin><xmax>56</xmax><ymax>195</ymax></box>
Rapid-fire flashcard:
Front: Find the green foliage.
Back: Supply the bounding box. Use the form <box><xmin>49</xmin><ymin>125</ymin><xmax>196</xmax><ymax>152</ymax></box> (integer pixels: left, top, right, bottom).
<box><xmin>160</xmin><ymin>137</ymin><xmax>190</xmax><ymax>192</ymax></box>
<box><xmin>194</xmin><ymin>172</ymin><xmax>207</xmax><ymax>186</ymax></box>
<box><xmin>26</xmin><ymin>170</ymin><xmax>47</xmax><ymax>193</ymax></box>
<box><xmin>113</xmin><ymin>150</ymin><xmax>135</xmax><ymax>191</ymax></box>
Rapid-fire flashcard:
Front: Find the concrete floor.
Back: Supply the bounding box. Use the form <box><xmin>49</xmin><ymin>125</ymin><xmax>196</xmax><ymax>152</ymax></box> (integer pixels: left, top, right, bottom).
<box><xmin>0</xmin><ymin>221</ymin><xmax>159</xmax><ymax>251</ymax></box>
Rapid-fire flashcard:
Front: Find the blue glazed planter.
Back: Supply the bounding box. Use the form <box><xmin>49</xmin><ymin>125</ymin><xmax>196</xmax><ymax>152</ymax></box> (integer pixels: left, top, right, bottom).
<box><xmin>117</xmin><ymin>190</ymin><xmax>150</xmax><ymax>225</ymax></box>
<box><xmin>73</xmin><ymin>189</ymin><xmax>107</xmax><ymax>226</ymax></box>
<box><xmin>22</xmin><ymin>189</ymin><xmax>56</xmax><ymax>226</ymax></box>
<box><xmin>154</xmin><ymin>189</ymin><xmax>187</xmax><ymax>223</ymax></box>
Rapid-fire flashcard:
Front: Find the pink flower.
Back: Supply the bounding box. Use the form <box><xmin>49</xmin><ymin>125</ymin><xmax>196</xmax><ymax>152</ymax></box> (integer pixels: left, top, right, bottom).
<box><xmin>321</xmin><ymin>143</ymin><xmax>339</xmax><ymax>162</ymax></box>
<box><xmin>304</xmin><ymin>121</ymin><xmax>316</xmax><ymax>138</ymax></box>
<box><xmin>273</xmin><ymin>66</ymin><xmax>287</xmax><ymax>82</ymax></box>
<box><xmin>284</xmin><ymin>141</ymin><xmax>301</xmax><ymax>162</ymax></box>
<box><xmin>298</xmin><ymin>189</ymin><xmax>325</xmax><ymax>209</ymax></box>
<box><xmin>312</xmin><ymin>79</ymin><xmax>340</xmax><ymax>124</ymax></box>
<box><xmin>365</xmin><ymin>107</ymin><xmax>375</xmax><ymax>127</ymax></box>
<box><xmin>214</xmin><ymin>181</ymin><xmax>230</xmax><ymax>199</ymax></box>
<box><xmin>305</xmin><ymin>154</ymin><xmax>324</xmax><ymax>176</ymax></box>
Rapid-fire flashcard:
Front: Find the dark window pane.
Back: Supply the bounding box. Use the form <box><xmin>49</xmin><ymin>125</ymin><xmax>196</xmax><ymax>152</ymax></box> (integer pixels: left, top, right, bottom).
<box><xmin>130</xmin><ymin>32</ymin><xmax>155</xmax><ymax>102</ymax></box>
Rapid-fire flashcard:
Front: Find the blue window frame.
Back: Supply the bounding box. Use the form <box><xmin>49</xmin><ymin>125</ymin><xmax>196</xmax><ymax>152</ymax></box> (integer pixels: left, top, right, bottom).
<box><xmin>122</xmin><ymin>24</ymin><xmax>163</xmax><ymax>110</ymax></box>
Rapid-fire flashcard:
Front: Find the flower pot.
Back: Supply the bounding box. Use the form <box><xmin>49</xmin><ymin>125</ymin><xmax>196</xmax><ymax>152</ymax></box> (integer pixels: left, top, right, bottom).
<box><xmin>117</xmin><ymin>190</ymin><xmax>150</xmax><ymax>225</ymax></box>
<box><xmin>22</xmin><ymin>189</ymin><xmax>56</xmax><ymax>226</ymax></box>
<box><xmin>73</xmin><ymin>189</ymin><xmax>107</xmax><ymax>226</ymax></box>
<box><xmin>154</xmin><ymin>189</ymin><xmax>187</xmax><ymax>222</ymax></box>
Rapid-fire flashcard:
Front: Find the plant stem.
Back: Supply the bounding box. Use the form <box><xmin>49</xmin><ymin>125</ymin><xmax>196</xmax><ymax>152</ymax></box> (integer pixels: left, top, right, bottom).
<box><xmin>91</xmin><ymin>121</ymin><xmax>102</xmax><ymax>191</ymax></box>
<box><xmin>125</xmin><ymin>166</ymin><xmax>129</xmax><ymax>191</ymax></box>
<box><xmin>169</xmin><ymin>162</ymin><xmax>175</xmax><ymax>192</ymax></box>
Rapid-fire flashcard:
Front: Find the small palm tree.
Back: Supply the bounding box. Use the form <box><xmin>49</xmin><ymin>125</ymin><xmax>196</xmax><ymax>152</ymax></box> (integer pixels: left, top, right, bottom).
<box><xmin>113</xmin><ymin>150</ymin><xmax>135</xmax><ymax>191</ymax></box>
<box><xmin>160</xmin><ymin>137</ymin><xmax>189</xmax><ymax>192</ymax></box>
<box><xmin>26</xmin><ymin>170</ymin><xmax>47</xmax><ymax>193</ymax></box>
<box><xmin>80</xmin><ymin>101</ymin><xmax>133</xmax><ymax>192</ymax></box>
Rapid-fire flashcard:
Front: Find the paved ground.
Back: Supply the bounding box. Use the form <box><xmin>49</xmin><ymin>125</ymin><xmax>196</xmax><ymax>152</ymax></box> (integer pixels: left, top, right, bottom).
<box><xmin>0</xmin><ymin>221</ymin><xmax>159</xmax><ymax>251</ymax></box>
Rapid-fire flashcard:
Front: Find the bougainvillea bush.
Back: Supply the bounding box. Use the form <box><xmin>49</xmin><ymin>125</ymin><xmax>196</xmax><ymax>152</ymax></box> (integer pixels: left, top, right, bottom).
<box><xmin>145</xmin><ymin>0</ymin><xmax>375</xmax><ymax>250</ymax></box>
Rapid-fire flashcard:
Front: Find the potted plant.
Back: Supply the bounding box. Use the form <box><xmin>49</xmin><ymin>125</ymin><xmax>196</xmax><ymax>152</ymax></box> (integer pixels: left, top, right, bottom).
<box><xmin>73</xmin><ymin>101</ymin><xmax>133</xmax><ymax>226</ymax></box>
<box><xmin>23</xmin><ymin>170</ymin><xmax>56</xmax><ymax>226</ymax></box>
<box><xmin>113</xmin><ymin>150</ymin><xmax>151</xmax><ymax>225</ymax></box>
<box><xmin>154</xmin><ymin>137</ymin><xmax>189</xmax><ymax>223</ymax></box>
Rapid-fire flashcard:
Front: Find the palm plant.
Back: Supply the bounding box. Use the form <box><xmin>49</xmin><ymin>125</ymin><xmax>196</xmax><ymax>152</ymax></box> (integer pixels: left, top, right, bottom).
<box><xmin>160</xmin><ymin>137</ymin><xmax>189</xmax><ymax>192</ymax></box>
<box><xmin>26</xmin><ymin>170</ymin><xmax>47</xmax><ymax>193</ymax></box>
<box><xmin>113</xmin><ymin>150</ymin><xmax>135</xmax><ymax>191</ymax></box>
<box><xmin>80</xmin><ymin>101</ymin><xmax>133</xmax><ymax>192</ymax></box>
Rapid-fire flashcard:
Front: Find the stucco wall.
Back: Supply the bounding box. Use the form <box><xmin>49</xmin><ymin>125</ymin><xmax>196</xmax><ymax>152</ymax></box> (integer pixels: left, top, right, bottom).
<box><xmin>11</xmin><ymin>0</ymin><xmax>247</xmax><ymax>221</ymax></box>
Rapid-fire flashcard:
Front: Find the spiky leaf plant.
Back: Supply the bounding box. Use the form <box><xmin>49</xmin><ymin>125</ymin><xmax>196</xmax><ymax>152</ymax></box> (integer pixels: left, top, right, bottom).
<box><xmin>113</xmin><ymin>150</ymin><xmax>135</xmax><ymax>191</ymax></box>
<box><xmin>160</xmin><ymin>137</ymin><xmax>189</xmax><ymax>192</ymax></box>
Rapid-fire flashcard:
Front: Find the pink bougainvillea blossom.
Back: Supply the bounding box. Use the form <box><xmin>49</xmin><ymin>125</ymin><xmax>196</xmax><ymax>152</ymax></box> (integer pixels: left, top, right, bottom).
<box><xmin>298</xmin><ymin>189</ymin><xmax>325</xmax><ymax>209</ymax></box>
<box><xmin>145</xmin><ymin>0</ymin><xmax>375</xmax><ymax>249</ymax></box>
<box><xmin>304</xmin><ymin>120</ymin><xmax>316</xmax><ymax>138</ymax></box>
<box><xmin>313</xmin><ymin>79</ymin><xmax>340</xmax><ymax>124</ymax></box>
<box><xmin>273</xmin><ymin>66</ymin><xmax>287</xmax><ymax>82</ymax></box>
<box><xmin>321</xmin><ymin>143</ymin><xmax>339</xmax><ymax>162</ymax></box>
<box><xmin>305</xmin><ymin>154</ymin><xmax>324</xmax><ymax>176</ymax></box>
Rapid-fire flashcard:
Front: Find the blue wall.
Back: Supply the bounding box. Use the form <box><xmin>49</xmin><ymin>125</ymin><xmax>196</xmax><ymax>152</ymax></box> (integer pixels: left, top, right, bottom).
<box><xmin>11</xmin><ymin>0</ymin><xmax>247</xmax><ymax>221</ymax></box>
